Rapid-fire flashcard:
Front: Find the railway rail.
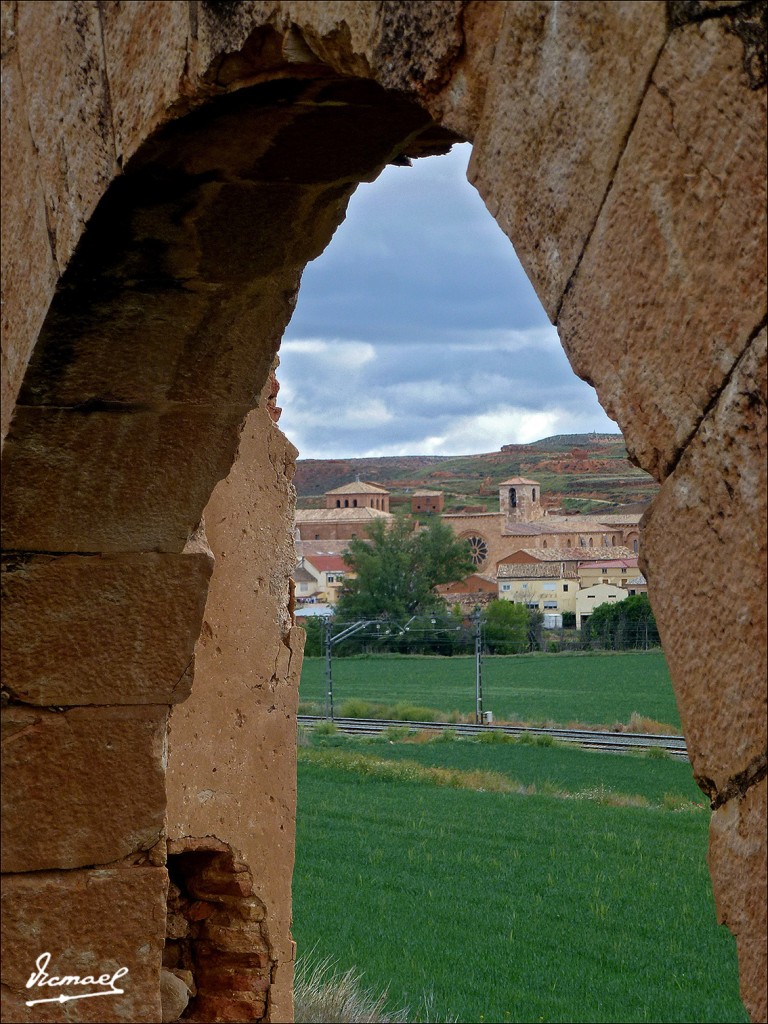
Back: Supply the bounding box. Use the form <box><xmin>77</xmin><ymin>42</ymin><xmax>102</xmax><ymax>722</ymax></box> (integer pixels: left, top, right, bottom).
<box><xmin>298</xmin><ymin>715</ymin><xmax>689</xmax><ymax>759</ymax></box>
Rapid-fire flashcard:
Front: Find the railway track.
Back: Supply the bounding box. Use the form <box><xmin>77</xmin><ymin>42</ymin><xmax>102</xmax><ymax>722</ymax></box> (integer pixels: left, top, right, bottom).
<box><xmin>298</xmin><ymin>715</ymin><xmax>689</xmax><ymax>759</ymax></box>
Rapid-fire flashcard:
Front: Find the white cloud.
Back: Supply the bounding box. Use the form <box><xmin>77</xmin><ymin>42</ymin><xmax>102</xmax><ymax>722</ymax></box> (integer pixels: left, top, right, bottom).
<box><xmin>280</xmin><ymin>338</ymin><xmax>377</xmax><ymax>370</ymax></box>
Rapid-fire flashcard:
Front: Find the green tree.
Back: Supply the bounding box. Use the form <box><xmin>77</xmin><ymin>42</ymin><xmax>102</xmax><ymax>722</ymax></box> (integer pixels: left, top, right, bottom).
<box><xmin>483</xmin><ymin>600</ymin><xmax>530</xmax><ymax>654</ymax></box>
<box><xmin>584</xmin><ymin>593</ymin><xmax>659</xmax><ymax>650</ymax></box>
<box><xmin>335</xmin><ymin>517</ymin><xmax>475</xmax><ymax>621</ymax></box>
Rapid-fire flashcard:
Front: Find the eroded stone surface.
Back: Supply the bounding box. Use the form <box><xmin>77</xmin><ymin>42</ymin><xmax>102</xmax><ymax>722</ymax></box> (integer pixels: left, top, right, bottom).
<box><xmin>99</xmin><ymin>0</ymin><xmax>191</xmax><ymax>166</ymax></box>
<box><xmin>1</xmin><ymin>552</ymin><xmax>212</xmax><ymax>706</ymax></box>
<box><xmin>1</xmin><ymin>406</ymin><xmax>249</xmax><ymax>554</ymax></box>
<box><xmin>167</xmin><ymin>406</ymin><xmax>303</xmax><ymax>1022</ymax></box>
<box><xmin>709</xmin><ymin>775</ymin><xmax>768</xmax><ymax>1024</ymax></box>
<box><xmin>0</xmin><ymin>866</ymin><xmax>167</xmax><ymax>1024</ymax></box>
<box><xmin>641</xmin><ymin>326</ymin><xmax>767</xmax><ymax>796</ymax></box>
<box><xmin>0</xmin><ymin>47</ymin><xmax>58</xmax><ymax>443</ymax></box>
<box><xmin>1</xmin><ymin>705</ymin><xmax>168</xmax><ymax>872</ymax></box>
<box><xmin>469</xmin><ymin>0</ymin><xmax>668</xmax><ymax>318</ymax></box>
<box><xmin>15</xmin><ymin>0</ymin><xmax>116</xmax><ymax>273</ymax></box>
<box><xmin>559</xmin><ymin>16</ymin><xmax>767</xmax><ymax>481</ymax></box>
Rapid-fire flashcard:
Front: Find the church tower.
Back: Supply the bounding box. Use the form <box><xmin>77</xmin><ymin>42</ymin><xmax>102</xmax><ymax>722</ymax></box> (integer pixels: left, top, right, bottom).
<box><xmin>499</xmin><ymin>477</ymin><xmax>543</xmax><ymax>522</ymax></box>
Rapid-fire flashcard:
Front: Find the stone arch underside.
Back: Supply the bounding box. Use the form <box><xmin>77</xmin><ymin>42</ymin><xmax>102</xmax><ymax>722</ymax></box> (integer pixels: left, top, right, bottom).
<box><xmin>1</xmin><ymin>3</ymin><xmax>765</xmax><ymax>1023</ymax></box>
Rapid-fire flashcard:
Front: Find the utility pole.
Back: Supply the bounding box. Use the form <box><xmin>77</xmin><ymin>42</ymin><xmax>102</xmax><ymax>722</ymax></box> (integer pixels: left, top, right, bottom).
<box><xmin>324</xmin><ymin>616</ymin><xmax>334</xmax><ymax>720</ymax></box>
<box><xmin>474</xmin><ymin>609</ymin><xmax>484</xmax><ymax>724</ymax></box>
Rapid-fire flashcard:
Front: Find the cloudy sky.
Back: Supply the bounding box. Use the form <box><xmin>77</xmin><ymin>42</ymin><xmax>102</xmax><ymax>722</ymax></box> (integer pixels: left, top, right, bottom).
<box><xmin>278</xmin><ymin>143</ymin><xmax>618</xmax><ymax>459</ymax></box>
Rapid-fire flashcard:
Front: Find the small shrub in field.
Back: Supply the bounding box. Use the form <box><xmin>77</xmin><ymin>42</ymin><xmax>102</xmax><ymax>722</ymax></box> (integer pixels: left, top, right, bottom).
<box><xmin>382</xmin><ymin>726</ymin><xmax>413</xmax><ymax>741</ymax></box>
<box><xmin>392</xmin><ymin>702</ymin><xmax>443</xmax><ymax>722</ymax></box>
<box><xmin>340</xmin><ymin>698</ymin><xmax>379</xmax><ymax>718</ymax></box>
<box><xmin>627</xmin><ymin>711</ymin><xmax>680</xmax><ymax>735</ymax></box>
<box><xmin>294</xmin><ymin>954</ymin><xmax>405</xmax><ymax>1023</ymax></box>
<box><xmin>478</xmin><ymin>730</ymin><xmax>514</xmax><ymax>745</ymax></box>
<box><xmin>314</xmin><ymin>721</ymin><xmax>339</xmax><ymax>737</ymax></box>
<box><xmin>515</xmin><ymin>732</ymin><xmax>555</xmax><ymax>747</ymax></box>
<box><xmin>644</xmin><ymin>744</ymin><xmax>671</xmax><ymax>760</ymax></box>
<box><xmin>431</xmin><ymin>728</ymin><xmax>457</xmax><ymax>743</ymax></box>
<box><xmin>298</xmin><ymin>701</ymin><xmax>321</xmax><ymax>715</ymax></box>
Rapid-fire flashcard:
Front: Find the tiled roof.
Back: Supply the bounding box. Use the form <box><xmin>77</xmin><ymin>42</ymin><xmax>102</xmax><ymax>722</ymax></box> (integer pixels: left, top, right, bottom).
<box><xmin>296</xmin><ymin>540</ymin><xmax>354</xmax><ymax>558</ymax></box>
<box><xmin>293</xmin><ymin>566</ymin><xmax>316</xmax><ymax>583</ymax></box>
<box><xmin>305</xmin><ymin>555</ymin><xmax>350</xmax><ymax>573</ymax></box>
<box><xmin>295</xmin><ymin>508</ymin><xmax>392</xmax><ymax>522</ymax></box>
<box><xmin>498</xmin><ymin>563</ymin><xmax>580</xmax><ymax>580</ymax></box>
<box><xmin>500</xmin><ymin>545</ymin><xmax>634</xmax><ymax>563</ymax></box>
<box><xmin>498</xmin><ymin>477</ymin><xmax>540</xmax><ymax>486</ymax></box>
<box><xmin>577</xmin><ymin>558</ymin><xmax>639</xmax><ymax>569</ymax></box>
<box><xmin>325</xmin><ymin>481</ymin><xmax>389</xmax><ymax>495</ymax></box>
<box><xmin>412</xmin><ymin>489</ymin><xmax>443</xmax><ymax>497</ymax></box>
<box><xmin>500</xmin><ymin>521</ymin><xmax>571</xmax><ymax>536</ymax></box>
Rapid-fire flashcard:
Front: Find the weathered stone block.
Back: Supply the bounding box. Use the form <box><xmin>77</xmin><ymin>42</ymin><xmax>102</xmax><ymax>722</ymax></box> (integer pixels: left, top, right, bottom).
<box><xmin>1</xmin><ymin>405</ymin><xmax>247</xmax><ymax>553</ymax></box>
<box><xmin>1</xmin><ymin>552</ymin><xmax>212</xmax><ymax>705</ymax></box>
<box><xmin>469</xmin><ymin>0</ymin><xmax>668</xmax><ymax>318</ymax></box>
<box><xmin>0</xmin><ymin>48</ymin><xmax>59</xmax><ymax>442</ymax></box>
<box><xmin>709</xmin><ymin>776</ymin><xmax>767</xmax><ymax>1024</ymax></box>
<box><xmin>0</xmin><ymin>866</ymin><xmax>167</xmax><ymax>1023</ymax></box>
<box><xmin>558</xmin><ymin>17</ymin><xmax>767</xmax><ymax>480</ymax></box>
<box><xmin>1</xmin><ymin>705</ymin><xmax>167</xmax><ymax>872</ymax></box>
<box><xmin>16</xmin><ymin>0</ymin><xmax>116</xmax><ymax>273</ymax></box>
<box><xmin>99</xmin><ymin>0</ymin><xmax>191</xmax><ymax>166</ymax></box>
<box><xmin>641</xmin><ymin>327</ymin><xmax>766</xmax><ymax>796</ymax></box>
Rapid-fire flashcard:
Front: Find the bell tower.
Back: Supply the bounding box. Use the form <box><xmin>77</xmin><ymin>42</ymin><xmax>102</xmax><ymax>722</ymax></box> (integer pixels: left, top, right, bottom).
<box><xmin>499</xmin><ymin>477</ymin><xmax>543</xmax><ymax>522</ymax></box>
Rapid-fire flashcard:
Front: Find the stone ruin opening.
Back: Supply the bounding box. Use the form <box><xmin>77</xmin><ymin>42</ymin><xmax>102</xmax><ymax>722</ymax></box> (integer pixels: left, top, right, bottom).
<box><xmin>1</xmin><ymin>5</ymin><xmax>764</xmax><ymax>1022</ymax></box>
<box><xmin>164</xmin><ymin>839</ymin><xmax>271</xmax><ymax>1024</ymax></box>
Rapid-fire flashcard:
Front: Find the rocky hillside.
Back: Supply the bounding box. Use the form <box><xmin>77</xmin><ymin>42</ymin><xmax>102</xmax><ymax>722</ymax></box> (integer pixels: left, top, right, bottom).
<box><xmin>294</xmin><ymin>434</ymin><xmax>658</xmax><ymax>514</ymax></box>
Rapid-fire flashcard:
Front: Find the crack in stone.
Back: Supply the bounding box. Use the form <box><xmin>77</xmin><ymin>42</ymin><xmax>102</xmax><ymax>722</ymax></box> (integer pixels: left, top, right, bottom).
<box><xmin>705</xmin><ymin>750</ymin><xmax>768</xmax><ymax>810</ymax></box>
<box><xmin>554</xmin><ymin>21</ymin><xmax>672</xmax><ymax>323</ymax></box>
<box><xmin>663</xmin><ymin>314</ymin><xmax>767</xmax><ymax>478</ymax></box>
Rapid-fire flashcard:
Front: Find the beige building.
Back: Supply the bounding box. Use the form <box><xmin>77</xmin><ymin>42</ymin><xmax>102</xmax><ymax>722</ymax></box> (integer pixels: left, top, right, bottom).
<box><xmin>577</xmin><ymin>557</ymin><xmax>641</xmax><ymax>590</ymax></box>
<box><xmin>411</xmin><ymin>489</ymin><xmax>445</xmax><ymax>514</ymax></box>
<box><xmin>443</xmin><ymin>478</ymin><xmax>642</xmax><ymax>573</ymax></box>
<box><xmin>325</xmin><ymin>480</ymin><xmax>390</xmax><ymax>512</ymax></box>
<box><xmin>576</xmin><ymin>582</ymin><xmax>629</xmax><ymax>628</ymax></box>
<box><xmin>497</xmin><ymin>561</ymin><xmax>579</xmax><ymax>614</ymax></box>
<box><xmin>294</xmin><ymin>506</ymin><xmax>393</xmax><ymax>541</ymax></box>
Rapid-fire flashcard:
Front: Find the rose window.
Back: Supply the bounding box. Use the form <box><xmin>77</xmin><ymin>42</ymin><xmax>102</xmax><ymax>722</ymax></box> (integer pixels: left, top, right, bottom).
<box><xmin>466</xmin><ymin>535</ymin><xmax>488</xmax><ymax>567</ymax></box>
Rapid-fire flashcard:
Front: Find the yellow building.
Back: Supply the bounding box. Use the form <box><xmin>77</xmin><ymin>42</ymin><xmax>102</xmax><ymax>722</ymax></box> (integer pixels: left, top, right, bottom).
<box><xmin>577</xmin><ymin>558</ymin><xmax>641</xmax><ymax>590</ymax></box>
<box><xmin>576</xmin><ymin>583</ymin><xmax>628</xmax><ymax>628</ymax></box>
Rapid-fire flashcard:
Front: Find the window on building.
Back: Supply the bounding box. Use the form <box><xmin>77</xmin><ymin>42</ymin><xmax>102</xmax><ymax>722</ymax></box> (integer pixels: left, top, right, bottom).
<box><xmin>563</xmin><ymin>584</ymin><xmax>569</xmax><ymax>592</ymax></box>
<box><xmin>353</xmin><ymin>499</ymin><xmax>358</xmax><ymax>507</ymax></box>
<box><xmin>601</xmin><ymin>568</ymin><xmax>608</xmax><ymax>574</ymax></box>
<box><xmin>509</xmin><ymin>487</ymin><xmax>517</xmax><ymax>508</ymax></box>
<box><xmin>501</xmin><ymin>584</ymin><xmax>511</xmax><ymax>592</ymax></box>
<box><xmin>633</xmin><ymin>539</ymin><xmax>639</xmax><ymax>553</ymax></box>
<box><xmin>589</xmin><ymin>538</ymin><xmax>593</xmax><ymax>547</ymax></box>
<box><xmin>336</xmin><ymin>499</ymin><xmax>341</xmax><ymax>508</ymax></box>
<box><xmin>544</xmin><ymin>601</ymin><xmax>557</xmax><ymax>609</ymax></box>
<box><xmin>543</xmin><ymin>540</ymin><xmax>548</xmax><ymax>548</ymax></box>
<box><xmin>344</xmin><ymin>499</ymin><xmax>349</xmax><ymax>508</ymax></box>
<box><xmin>532</xmin><ymin>488</ymin><xmax>536</xmax><ymax>502</ymax></box>
<box><xmin>542</xmin><ymin>582</ymin><xmax>556</xmax><ymax>591</ymax></box>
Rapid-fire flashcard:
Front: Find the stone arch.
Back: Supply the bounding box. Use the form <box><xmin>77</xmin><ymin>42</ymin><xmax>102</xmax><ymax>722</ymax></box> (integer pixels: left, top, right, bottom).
<box><xmin>1</xmin><ymin>3</ymin><xmax>765</xmax><ymax>1022</ymax></box>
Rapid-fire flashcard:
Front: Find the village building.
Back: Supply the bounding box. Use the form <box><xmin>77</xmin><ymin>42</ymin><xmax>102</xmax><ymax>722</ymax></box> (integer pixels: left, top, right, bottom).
<box><xmin>576</xmin><ymin>582</ymin><xmax>629</xmax><ymax>628</ymax></box>
<box><xmin>443</xmin><ymin>477</ymin><xmax>642</xmax><ymax>572</ymax></box>
<box><xmin>436</xmin><ymin>573</ymin><xmax>497</xmax><ymax>615</ymax></box>
<box><xmin>411</xmin><ymin>489</ymin><xmax>445</xmax><ymax>514</ymax></box>
<box><xmin>324</xmin><ymin>480</ymin><xmax>390</xmax><ymax>511</ymax></box>
<box><xmin>294</xmin><ymin>506</ymin><xmax>393</xmax><ymax>541</ymax></box>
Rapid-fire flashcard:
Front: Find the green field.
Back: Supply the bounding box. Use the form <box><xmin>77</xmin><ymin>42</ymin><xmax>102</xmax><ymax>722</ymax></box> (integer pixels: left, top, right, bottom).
<box><xmin>299</xmin><ymin>651</ymin><xmax>681</xmax><ymax>729</ymax></box>
<box><xmin>293</xmin><ymin>735</ymin><xmax>745</xmax><ymax>1024</ymax></box>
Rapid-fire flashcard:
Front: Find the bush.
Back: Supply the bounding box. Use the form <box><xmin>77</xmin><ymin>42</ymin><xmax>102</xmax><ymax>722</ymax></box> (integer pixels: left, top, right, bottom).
<box><xmin>478</xmin><ymin>730</ymin><xmax>515</xmax><ymax>745</ymax></box>
<box><xmin>314</xmin><ymin>721</ymin><xmax>339</xmax><ymax>737</ymax></box>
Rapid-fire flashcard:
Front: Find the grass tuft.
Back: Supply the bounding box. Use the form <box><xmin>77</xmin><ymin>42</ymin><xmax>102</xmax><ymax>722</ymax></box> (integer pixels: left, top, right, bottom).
<box><xmin>294</xmin><ymin>954</ymin><xmax>405</xmax><ymax>1023</ymax></box>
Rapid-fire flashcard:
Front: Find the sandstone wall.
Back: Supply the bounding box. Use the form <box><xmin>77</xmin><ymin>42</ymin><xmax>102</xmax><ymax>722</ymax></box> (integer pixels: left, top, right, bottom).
<box><xmin>1</xmin><ymin>2</ymin><xmax>765</xmax><ymax>1022</ymax></box>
